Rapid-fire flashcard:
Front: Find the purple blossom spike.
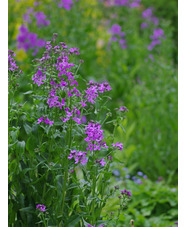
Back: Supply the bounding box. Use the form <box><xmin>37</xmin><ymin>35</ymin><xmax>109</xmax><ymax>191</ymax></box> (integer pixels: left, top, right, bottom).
<box><xmin>8</xmin><ymin>50</ymin><xmax>19</xmax><ymax>72</ymax></box>
<box><xmin>85</xmin><ymin>122</ymin><xmax>108</xmax><ymax>151</ymax></box>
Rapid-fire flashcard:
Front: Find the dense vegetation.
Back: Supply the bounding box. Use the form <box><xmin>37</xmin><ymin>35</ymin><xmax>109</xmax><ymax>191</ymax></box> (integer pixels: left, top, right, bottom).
<box><xmin>8</xmin><ymin>0</ymin><xmax>178</xmax><ymax>226</ymax></box>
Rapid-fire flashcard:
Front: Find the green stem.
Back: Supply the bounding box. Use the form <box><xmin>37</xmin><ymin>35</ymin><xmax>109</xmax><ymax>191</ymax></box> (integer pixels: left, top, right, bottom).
<box><xmin>41</xmin><ymin>213</ymin><xmax>47</xmax><ymax>227</ymax></box>
<box><xmin>60</xmin><ymin>118</ymin><xmax>72</xmax><ymax>225</ymax></box>
<box><xmin>91</xmin><ymin>150</ymin><xmax>97</xmax><ymax>224</ymax></box>
<box><xmin>42</xmin><ymin>170</ymin><xmax>49</xmax><ymax>201</ymax></box>
<box><xmin>112</xmin><ymin>123</ymin><xmax>117</xmax><ymax>143</ymax></box>
<box><xmin>116</xmin><ymin>208</ymin><xmax>121</xmax><ymax>226</ymax></box>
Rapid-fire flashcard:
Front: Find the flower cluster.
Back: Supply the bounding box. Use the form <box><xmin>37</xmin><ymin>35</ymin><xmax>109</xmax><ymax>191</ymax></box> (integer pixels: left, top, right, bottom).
<box><xmin>17</xmin><ymin>25</ymin><xmax>45</xmax><ymax>55</ymax></box>
<box><xmin>140</xmin><ymin>7</ymin><xmax>166</xmax><ymax>59</ymax></box>
<box><xmin>112</xmin><ymin>142</ymin><xmax>123</xmax><ymax>151</ymax></box>
<box><xmin>32</xmin><ymin>70</ymin><xmax>46</xmax><ymax>86</ymax></box>
<box><xmin>85</xmin><ymin>123</ymin><xmax>108</xmax><ymax>151</ymax></box>
<box><xmin>120</xmin><ymin>189</ymin><xmax>132</xmax><ymax>198</ymax></box>
<box><xmin>100</xmin><ymin>0</ymin><xmax>140</xmax><ymax>8</ymax></box>
<box><xmin>8</xmin><ymin>50</ymin><xmax>19</xmax><ymax>72</ymax></box>
<box><xmin>118</xmin><ymin>106</ymin><xmax>128</xmax><ymax>112</ymax></box>
<box><xmin>57</xmin><ymin>0</ymin><xmax>78</xmax><ymax>10</ymax></box>
<box><xmin>68</xmin><ymin>150</ymin><xmax>88</xmax><ymax>164</ymax></box>
<box><xmin>62</xmin><ymin>107</ymin><xmax>81</xmax><ymax>124</ymax></box>
<box><xmin>37</xmin><ymin>116</ymin><xmax>54</xmax><ymax>125</ymax></box>
<box><xmin>23</xmin><ymin>7</ymin><xmax>50</xmax><ymax>27</ymax></box>
<box><xmin>124</xmin><ymin>168</ymin><xmax>147</xmax><ymax>184</ymax></box>
<box><xmin>23</xmin><ymin>7</ymin><xmax>33</xmax><ymax>24</ymax></box>
<box><xmin>141</xmin><ymin>8</ymin><xmax>159</xmax><ymax>29</ymax></box>
<box><xmin>96</xmin><ymin>158</ymin><xmax>106</xmax><ymax>167</ymax></box>
<box><xmin>35</xmin><ymin>11</ymin><xmax>50</xmax><ymax>27</ymax></box>
<box><xmin>148</xmin><ymin>28</ymin><xmax>165</xmax><ymax>51</ymax></box>
<box><xmin>108</xmin><ymin>24</ymin><xmax>127</xmax><ymax>49</ymax></box>
<box><xmin>32</xmin><ymin>35</ymin><xmax>112</xmax><ymax>127</ymax></box>
<box><xmin>84</xmin><ymin>81</ymin><xmax>111</xmax><ymax>105</ymax></box>
<box><xmin>36</xmin><ymin>204</ymin><xmax>46</xmax><ymax>212</ymax></box>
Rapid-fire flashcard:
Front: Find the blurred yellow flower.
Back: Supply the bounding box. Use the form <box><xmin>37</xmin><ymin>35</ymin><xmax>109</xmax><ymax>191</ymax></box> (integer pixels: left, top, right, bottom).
<box><xmin>16</xmin><ymin>49</ymin><xmax>27</xmax><ymax>61</ymax></box>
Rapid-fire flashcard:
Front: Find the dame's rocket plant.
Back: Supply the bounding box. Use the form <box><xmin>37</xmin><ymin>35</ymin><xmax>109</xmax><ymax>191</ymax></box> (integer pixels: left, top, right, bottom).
<box><xmin>9</xmin><ymin>34</ymin><xmax>131</xmax><ymax>226</ymax></box>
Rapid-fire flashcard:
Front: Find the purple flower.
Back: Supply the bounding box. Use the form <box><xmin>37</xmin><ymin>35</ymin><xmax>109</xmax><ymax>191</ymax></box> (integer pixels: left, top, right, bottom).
<box><xmin>32</xmin><ymin>70</ymin><xmax>46</xmax><ymax>86</ymax></box>
<box><xmin>148</xmin><ymin>39</ymin><xmax>161</xmax><ymax>51</ymax></box>
<box><xmin>85</xmin><ymin>123</ymin><xmax>108</xmax><ymax>151</ymax></box>
<box><xmin>119</xmin><ymin>106</ymin><xmax>128</xmax><ymax>112</ymax></box>
<box><xmin>121</xmin><ymin>189</ymin><xmax>132</xmax><ymax>198</ymax></box>
<box><xmin>99</xmin><ymin>158</ymin><xmax>106</xmax><ymax>166</ymax></box>
<box><xmin>68</xmin><ymin>150</ymin><xmax>88</xmax><ymax>165</ymax></box>
<box><xmin>114</xmin><ymin>0</ymin><xmax>129</xmax><ymax>6</ymax></box>
<box><xmin>134</xmin><ymin>178</ymin><xmax>143</xmax><ymax>185</ymax></box>
<box><xmin>137</xmin><ymin>171</ymin><xmax>143</xmax><ymax>176</ymax></box>
<box><xmin>148</xmin><ymin>54</ymin><xmax>154</xmax><ymax>61</ymax></box>
<box><xmin>142</xmin><ymin>8</ymin><xmax>152</xmax><ymax>19</ymax></box>
<box><xmin>69</xmin><ymin>47</ymin><xmax>80</xmax><ymax>55</ymax></box>
<box><xmin>150</xmin><ymin>28</ymin><xmax>164</xmax><ymax>40</ymax></box>
<box><xmin>129</xmin><ymin>0</ymin><xmax>140</xmax><ymax>8</ymax></box>
<box><xmin>17</xmin><ymin>25</ymin><xmax>45</xmax><ymax>54</ymax></box>
<box><xmin>140</xmin><ymin>22</ymin><xmax>149</xmax><ymax>29</ymax></box>
<box><xmin>37</xmin><ymin>116</ymin><xmax>54</xmax><ymax>125</ymax></box>
<box><xmin>36</xmin><ymin>204</ymin><xmax>46</xmax><ymax>212</ymax></box>
<box><xmin>150</xmin><ymin>16</ymin><xmax>159</xmax><ymax>26</ymax></box>
<box><xmin>84</xmin><ymin>81</ymin><xmax>111</xmax><ymax>104</ymax></box>
<box><xmin>8</xmin><ymin>50</ymin><xmax>19</xmax><ymax>72</ymax></box>
<box><xmin>110</xmin><ymin>24</ymin><xmax>122</xmax><ymax>35</ymax></box>
<box><xmin>34</xmin><ymin>11</ymin><xmax>50</xmax><ymax>27</ymax></box>
<box><xmin>112</xmin><ymin>142</ymin><xmax>123</xmax><ymax>151</ymax></box>
<box><xmin>81</xmin><ymin>115</ymin><xmax>87</xmax><ymax>123</ymax></box>
<box><xmin>58</xmin><ymin>0</ymin><xmax>74</xmax><ymax>10</ymax></box>
<box><xmin>109</xmin><ymin>24</ymin><xmax>127</xmax><ymax>49</ymax></box>
<box><xmin>23</xmin><ymin>7</ymin><xmax>33</xmax><ymax>23</ymax></box>
<box><xmin>37</xmin><ymin>116</ymin><xmax>44</xmax><ymax>124</ymax></box>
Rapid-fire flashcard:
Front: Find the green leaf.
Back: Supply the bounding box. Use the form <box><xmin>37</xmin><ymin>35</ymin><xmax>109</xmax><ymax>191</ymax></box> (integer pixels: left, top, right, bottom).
<box><xmin>16</xmin><ymin>141</ymin><xmax>25</xmax><ymax>155</ymax></box>
<box><xmin>66</xmin><ymin>215</ymin><xmax>81</xmax><ymax>227</ymax></box>
<box><xmin>119</xmin><ymin>123</ymin><xmax>126</xmax><ymax>133</ymax></box>
<box><xmin>23</xmin><ymin>123</ymin><xmax>32</xmax><ymax>135</ymax></box>
<box><xmin>19</xmin><ymin>206</ymin><xmax>35</xmax><ymax>214</ymax></box>
<box><xmin>23</xmin><ymin>91</ymin><xmax>33</xmax><ymax>95</ymax></box>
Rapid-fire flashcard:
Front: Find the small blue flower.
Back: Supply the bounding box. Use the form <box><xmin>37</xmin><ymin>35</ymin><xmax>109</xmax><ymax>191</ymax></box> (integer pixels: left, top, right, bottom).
<box><xmin>137</xmin><ymin>171</ymin><xmax>143</xmax><ymax>176</ymax></box>
<box><xmin>112</xmin><ymin>169</ymin><xmax>120</xmax><ymax>177</ymax></box>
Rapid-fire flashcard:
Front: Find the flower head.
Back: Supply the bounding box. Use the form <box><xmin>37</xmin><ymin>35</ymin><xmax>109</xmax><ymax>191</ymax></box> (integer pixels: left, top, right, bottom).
<box><xmin>36</xmin><ymin>204</ymin><xmax>46</xmax><ymax>212</ymax></box>
<box><xmin>112</xmin><ymin>142</ymin><xmax>123</xmax><ymax>151</ymax></box>
<box><xmin>121</xmin><ymin>189</ymin><xmax>132</xmax><ymax>198</ymax></box>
